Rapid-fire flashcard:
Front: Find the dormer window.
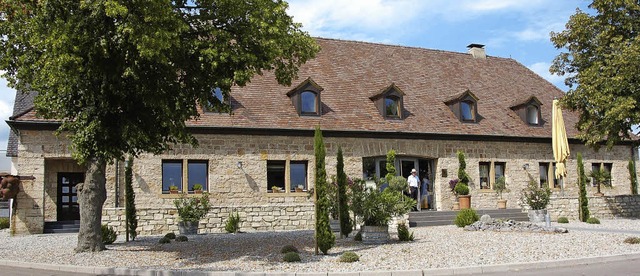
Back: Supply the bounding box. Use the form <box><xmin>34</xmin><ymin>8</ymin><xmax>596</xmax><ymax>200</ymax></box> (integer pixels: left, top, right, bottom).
<box><xmin>385</xmin><ymin>96</ymin><xmax>401</xmax><ymax>118</ymax></box>
<box><xmin>444</xmin><ymin>90</ymin><xmax>479</xmax><ymax>123</ymax></box>
<box><xmin>301</xmin><ymin>91</ymin><xmax>318</xmax><ymax>114</ymax></box>
<box><xmin>203</xmin><ymin>87</ymin><xmax>230</xmax><ymax>113</ymax></box>
<box><xmin>370</xmin><ymin>83</ymin><xmax>405</xmax><ymax>120</ymax></box>
<box><xmin>510</xmin><ymin>96</ymin><xmax>543</xmax><ymax>126</ymax></box>
<box><xmin>287</xmin><ymin>78</ymin><xmax>323</xmax><ymax>116</ymax></box>
<box><xmin>461</xmin><ymin>100</ymin><xmax>476</xmax><ymax>121</ymax></box>
<box><xmin>526</xmin><ymin>105</ymin><xmax>539</xmax><ymax>125</ymax></box>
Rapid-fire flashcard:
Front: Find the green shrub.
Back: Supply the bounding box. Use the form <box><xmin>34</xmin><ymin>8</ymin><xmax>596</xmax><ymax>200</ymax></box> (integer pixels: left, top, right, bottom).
<box><xmin>225</xmin><ymin>212</ymin><xmax>241</xmax><ymax>233</ymax></box>
<box><xmin>557</xmin><ymin>217</ymin><xmax>569</xmax><ymax>223</ymax></box>
<box><xmin>101</xmin><ymin>224</ymin><xmax>117</xmax><ymax>245</ymax></box>
<box><xmin>159</xmin><ymin>237</ymin><xmax>171</xmax><ymax>244</ymax></box>
<box><xmin>354</xmin><ymin>231</ymin><xmax>362</xmax><ymax>241</ymax></box>
<box><xmin>339</xmin><ymin>252</ymin><xmax>360</xmax><ymax>263</ymax></box>
<box><xmin>283</xmin><ymin>252</ymin><xmax>301</xmax><ymax>262</ymax></box>
<box><xmin>0</xmin><ymin>218</ymin><xmax>9</xmax><ymax>229</ymax></box>
<box><xmin>397</xmin><ymin>223</ymin><xmax>414</xmax><ymax>241</ymax></box>
<box><xmin>454</xmin><ymin>183</ymin><xmax>469</xmax><ymax>195</ymax></box>
<box><xmin>624</xmin><ymin>237</ymin><xmax>640</xmax><ymax>244</ymax></box>
<box><xmin>521</xmin><ymin>174</ymin><xmax>551</xmax><ymax>210</ymax></box>
<box><xmin>164</xmin><ymin>232</ymin><xmax>176</xmax><ymax>239</ymax></box>
<box><xmin>454</xmin><ymin>209</ymin><xmax>479</xmax><ymax>227</ymax></box>
<box><xmin>280</xmin><ymin>245</ymin><xmax>299</xmax><ymax>254</ymax></box>
<box><xmin>586</xmin><ymin>217</ymin><xmax>600</xmax><ymax>224</ymax></box>
<box><xmin>175</xmin><ymin>235</ymin><xmax>188</xmax><ymax>242</ymax></box>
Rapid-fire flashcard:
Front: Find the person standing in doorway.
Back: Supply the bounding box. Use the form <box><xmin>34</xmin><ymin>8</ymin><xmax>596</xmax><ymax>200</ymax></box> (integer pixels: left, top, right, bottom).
<box><xmin>422</xmin><ymin>173</ymin><xmax>431</xmax><ymax>209</ymax></box>
<box><xmin>407</xmin><ymin>168</ymin><xmax>420</xmax><ymax>211</ymax></box>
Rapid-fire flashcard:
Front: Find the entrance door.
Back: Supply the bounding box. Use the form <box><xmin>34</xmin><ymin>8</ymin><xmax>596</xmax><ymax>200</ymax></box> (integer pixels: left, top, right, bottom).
<box><xmin>400</xmin><ymin>159</ymin><xmax>418</xmax><ymax>179</ymax></box>
<box><xmin>57</xmin><ymin>173</ymin><xmax>83</xmax><ymax>221</ymax></box>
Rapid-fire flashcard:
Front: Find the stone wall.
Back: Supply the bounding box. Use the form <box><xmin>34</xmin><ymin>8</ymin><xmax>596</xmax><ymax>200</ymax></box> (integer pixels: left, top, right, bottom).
<box><xmin>102</xmin><ymin>204</ymin><xmax>315</xmax><ymax>235</ymax></box>
<box><xmin>547</xmin><ymin>195</ymin><xmax>640</xmax><ymax>221</ymax></box>
<box><xmin>12</xmin><ymin>129</ymin><xmax>640</xmax><ymax>234</ymax></box>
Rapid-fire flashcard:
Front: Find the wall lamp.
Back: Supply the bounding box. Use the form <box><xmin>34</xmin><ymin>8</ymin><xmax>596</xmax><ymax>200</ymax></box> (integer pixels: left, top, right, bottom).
<box><xmin>237</xmin><ymin>161</ymin><xmax>243</xmax><ymax>169</ymax></box>
<box><xmin>522</xmin><ymin>163</ymin><xmax>529</xmax><ymax>170</ymax></box>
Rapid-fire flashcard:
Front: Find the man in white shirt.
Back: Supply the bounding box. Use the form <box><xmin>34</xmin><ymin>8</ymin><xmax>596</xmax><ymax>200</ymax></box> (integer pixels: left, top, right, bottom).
<box><xmin>407</xmin><ymin>168</ymin><xmax>420</xmax><ymax>211</ymax></box>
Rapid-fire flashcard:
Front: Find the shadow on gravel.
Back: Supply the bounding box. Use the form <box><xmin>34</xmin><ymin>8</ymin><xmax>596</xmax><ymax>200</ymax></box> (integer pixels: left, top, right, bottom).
<box><xmin>107</xmin><ymin>230</ymin><xmax>384</xmax><ymax>269</ymax></box>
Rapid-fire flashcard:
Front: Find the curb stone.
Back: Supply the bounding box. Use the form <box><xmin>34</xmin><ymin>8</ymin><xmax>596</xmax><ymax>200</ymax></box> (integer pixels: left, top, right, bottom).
<box><xmin>3</xmin><ymin>252</ymin><xmax>640</xmax><ymax>275</ymax></box>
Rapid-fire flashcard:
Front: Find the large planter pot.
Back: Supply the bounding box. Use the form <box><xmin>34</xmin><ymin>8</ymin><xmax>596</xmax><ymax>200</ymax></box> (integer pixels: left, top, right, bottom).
<box><xmin>458</xmin><ymin>195</ymin><xmax>471</xmax><ymax>209</ymax></box>
<box><xmin>528</xmin><ymin>209</ymin><xmax>547</xmax><ymax>223</ymax></box>
<box><xmin>497</xmin><ymin>199</ymin><xmax>507</xmax><ymax>209</ymax></box>
<box><xmin>178</xmin><ymin>221</ymin><xmax>199</xmax><ymax>235</ymax></box>
<box><xmin>361</xmin><ymin>225</ymin><xmax>390</xmax><ymax>245</ymax></box>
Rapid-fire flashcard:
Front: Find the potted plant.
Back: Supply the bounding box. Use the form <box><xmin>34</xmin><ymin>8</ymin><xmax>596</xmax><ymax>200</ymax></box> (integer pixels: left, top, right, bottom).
<box><xmin>351</xmin><ymin>179</ymin><xmax>414</xmax><ymax>244</ymax></box>
<box><xmin>271</xmin><ymin>186</ymin><xmax>282</xmax><ymax>193</ymax></box>
<box><xmin>173</xmin><ymin>192</ymin><xmax>211</xmax><ymax>235</ymax></box>
<box><xmin>192</xmin><ymin>184</ymin><xmax>203</xmax><ymax>194</ymax></box>
<box><xmin>521</xmin><ymin>174</ymin><xmax>551</xmax><ymax>223</ymax></box>
<box><xmin>590</xmin><ymin>167</ymin><xmax>611</xmax><ymax>196</ymax></box>
<box><xmin>169</xmin><ymin>185</ymin><xmax>179</xmax><ymax>194</ymax></box>
<box><xmin>454</xmin><ymin>182</ymin><xmax>471</xmax><ymax>209</ymax></box>
<box><xmin>493</xmin><ymin>176</ymin><xmax>508</xmax><ymax>209</ymax></box>
<box><xmin>295</xmin><ymin>184</ymin><xmax>304</xmax><ymax>193</ymax></box>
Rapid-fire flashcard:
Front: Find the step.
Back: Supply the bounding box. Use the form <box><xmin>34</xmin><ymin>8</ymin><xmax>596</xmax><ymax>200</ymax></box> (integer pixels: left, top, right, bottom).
<box><xmin>44</xmin><ymin>220</ymin><xmax>80</xmax><ymax>233</ymax></box>
<box><xmin>408</xmin><ymin>209</ymin><xmax>529</xmax><ymax>227</ymax></box>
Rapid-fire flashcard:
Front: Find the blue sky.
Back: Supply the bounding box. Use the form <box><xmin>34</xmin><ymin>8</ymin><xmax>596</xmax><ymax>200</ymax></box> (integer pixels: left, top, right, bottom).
<box><xmin>0</xmin><ymin>0</ymin><xmax>591</xmax><ymax>150</ymax></box>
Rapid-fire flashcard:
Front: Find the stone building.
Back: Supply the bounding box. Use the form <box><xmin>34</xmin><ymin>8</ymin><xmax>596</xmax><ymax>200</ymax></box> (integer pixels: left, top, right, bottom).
<box><xmin>6</xmin><ymin>38</ymin><xmax>639</xmax><ymax>235</ymax></box>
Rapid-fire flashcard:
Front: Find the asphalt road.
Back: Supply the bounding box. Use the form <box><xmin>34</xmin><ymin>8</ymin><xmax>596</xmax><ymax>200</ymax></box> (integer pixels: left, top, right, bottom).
<box><xmin>2</xmin><ymin>258</ymin><xmax>640</xmax><ymax>276</ymax></box>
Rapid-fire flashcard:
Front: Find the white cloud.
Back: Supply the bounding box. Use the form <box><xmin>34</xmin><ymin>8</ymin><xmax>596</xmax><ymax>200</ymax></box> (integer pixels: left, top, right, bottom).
<box><xmin>528</xmin><ymin>62</ymin><xmax>567</xmax><ymax>91</ymax></box>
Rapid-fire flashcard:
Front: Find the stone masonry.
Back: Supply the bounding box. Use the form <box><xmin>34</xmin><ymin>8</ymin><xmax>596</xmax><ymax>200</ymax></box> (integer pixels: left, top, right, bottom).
<box><xmin>11</xmin><ymin>129</ymin><xmax>640</xmax><ymax>234</ymax></box>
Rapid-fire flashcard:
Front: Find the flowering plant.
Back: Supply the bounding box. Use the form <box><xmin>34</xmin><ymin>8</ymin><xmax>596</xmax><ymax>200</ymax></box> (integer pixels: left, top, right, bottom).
<box><xmin>449</xmin><ymin>179</ymin><xmax>459</xmax><ymax>193</ymax></box>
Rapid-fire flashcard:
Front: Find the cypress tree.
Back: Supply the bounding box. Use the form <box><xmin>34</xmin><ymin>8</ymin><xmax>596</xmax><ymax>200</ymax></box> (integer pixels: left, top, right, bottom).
<box><xmin>125</xmin><ymin>157</ymin><xmax>138</xmax><ymax>241</ymax></box>
<box><xmin>314</xmin><ymin>127</ymin><xmax>334</xmax><ymax>254</ymax></box>
<box><xmin>385</xmin><ymin>149</ymin><xmax>397</xmax><ymax>184</ymax></box>
<box><xmin>336</xmin><ymin>147</ymin><xmax>351</xmax><ymax>238</ymax></box>
<box><xmin>577</xmin><ymin>153</ymin><xmax>590</xmax><ymax>222</ymax></box>
<box><xmin>457</xmin><ymin>150</ymin><xmax>470</xmax><ymax>185</ymax></box>
<box><xmin>629</xmin><ymin>159</ymin><xmax>638</xmax><ymax>195</ymax></box>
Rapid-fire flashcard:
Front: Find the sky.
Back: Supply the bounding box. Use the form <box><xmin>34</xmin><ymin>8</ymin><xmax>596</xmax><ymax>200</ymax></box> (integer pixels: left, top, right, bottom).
<box><xmin>0</xmin><ymin>0</ymin><xmax>592</xmax><ymax>150</ymax></box>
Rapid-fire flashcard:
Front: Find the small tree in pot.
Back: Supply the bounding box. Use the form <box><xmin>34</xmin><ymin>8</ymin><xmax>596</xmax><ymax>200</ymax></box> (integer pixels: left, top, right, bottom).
<box><xmin>174</xmin><ymin>192</ymin><xmax>211</xmax><ymax>235</ymax></box>
<box><xmin>520</xmin><ymin>174</ymin><xmax>551</xmax><ymax>223</ymax></box>
<box><xmin>493</xmin><ymin>176</ymin><xmax>508</xmax><ymax>209</ymax></box>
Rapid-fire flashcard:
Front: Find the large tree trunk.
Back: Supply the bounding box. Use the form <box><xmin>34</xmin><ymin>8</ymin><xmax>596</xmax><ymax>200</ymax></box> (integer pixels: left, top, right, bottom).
<box><xmin>75</xmin><ymin>157</ymin><xmax>107</xmax><ymax>252</ymax></box>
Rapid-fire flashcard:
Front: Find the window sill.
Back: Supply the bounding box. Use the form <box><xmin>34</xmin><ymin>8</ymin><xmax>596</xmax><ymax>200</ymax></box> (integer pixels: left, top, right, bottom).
<box><xmin>159</xmin><ymin>193</ymin><xmax>208</xmax><ymax>199</ymax></box>
<box><xmin>477</xmin><ymin>189</ymin><xmax>494</xmax><ymax>193</ymax></box>
<box><xmin>266</xmin><ymin>192</ymin><xmax>309</xmax><ymax>197</ymax></box>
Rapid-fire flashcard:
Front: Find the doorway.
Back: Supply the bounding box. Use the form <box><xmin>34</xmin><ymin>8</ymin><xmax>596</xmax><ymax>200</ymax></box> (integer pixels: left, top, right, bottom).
<box><xmin>57</xmin><ymin>172</ymin><xmax>83</xmax><ymax>221</ymax></box>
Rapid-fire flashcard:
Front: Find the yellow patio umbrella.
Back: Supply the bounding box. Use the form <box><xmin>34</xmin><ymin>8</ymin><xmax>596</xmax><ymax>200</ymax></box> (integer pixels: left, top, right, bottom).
<box><xmin>552</xmin><ymin>99</ymin><xmax>570</xmax><ymax>179</ymax></box>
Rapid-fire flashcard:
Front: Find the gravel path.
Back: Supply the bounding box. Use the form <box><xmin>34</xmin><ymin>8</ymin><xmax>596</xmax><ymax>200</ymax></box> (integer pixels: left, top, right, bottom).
<box><xmin>1</xmin><ymin>219</ymin><xmax>640</xmax><ymax>273</ymax></box>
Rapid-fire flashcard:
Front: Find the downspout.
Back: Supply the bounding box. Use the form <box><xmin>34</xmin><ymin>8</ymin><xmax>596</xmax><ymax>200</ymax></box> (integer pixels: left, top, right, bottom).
<box><xmin>115</xmin><ymin>160</ymin><xmax>119</xmax><ymax>208</ymax></box>
<box><xmin>632</xmin><ymin>144</ymin><xmax>639</xmax><ymax>195</ymax></box>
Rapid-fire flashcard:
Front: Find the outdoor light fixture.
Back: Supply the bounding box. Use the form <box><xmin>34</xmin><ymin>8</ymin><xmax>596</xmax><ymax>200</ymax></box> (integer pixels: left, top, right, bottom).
<box><xmin>522</xmin><ymin>163</ymin><xmax>529</xmax><ymax>170</ymax></box>
<box><xmin>237</xmin><ymin>161</ymin><xmax>243</xmax><ymax>169</ymax></box>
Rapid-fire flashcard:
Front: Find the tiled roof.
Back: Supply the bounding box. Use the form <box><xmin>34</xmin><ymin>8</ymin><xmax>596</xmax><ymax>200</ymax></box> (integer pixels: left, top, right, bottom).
<box><xmin>6</xmin><ymin>90</ymin><xmax>37</xmax><ymax>157</ymax></box>
<box><xmin>10</xmin><ymin>38</ymin><xmax>579</xmax><ymax>139</ymax></box>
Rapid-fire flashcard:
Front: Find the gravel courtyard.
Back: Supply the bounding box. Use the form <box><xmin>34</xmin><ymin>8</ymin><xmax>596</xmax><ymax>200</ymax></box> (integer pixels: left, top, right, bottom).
<box><xmin>2</xmin><ymin>219</ymin><xmax>640</xmax><ymax>273</ymax></box>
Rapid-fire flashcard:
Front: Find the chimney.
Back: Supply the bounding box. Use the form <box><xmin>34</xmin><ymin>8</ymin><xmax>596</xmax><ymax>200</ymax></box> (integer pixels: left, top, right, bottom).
<box><xmin>467</xmin><ymin>43</ymin><xmax>486</xmax><ymax>59</ymax></box>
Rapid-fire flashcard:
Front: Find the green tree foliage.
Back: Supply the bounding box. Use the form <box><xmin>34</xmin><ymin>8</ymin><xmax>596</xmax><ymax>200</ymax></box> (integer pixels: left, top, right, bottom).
<box><xmin>385</xmin><ymin>149</ymin><xmax>397</xmax><ymax>184</ymax></box>
<box><xmin>125</xmin><ymin>157</ymin><xmax>137</xmax><ymax>241</ymax></box>
<box><xmin>0</xmin><ymin>0</ymin><xmax>318</xmax><ymax>252</ymax></box>
<box><xmin>629</xmin><ymin>159</ymin><xmax>638</xmax><ymax>195</ymax></box>
<box><xmin>577</xmin><ymin>153</ymin><xmax>590</xmax><ymax>222</ymax></box>
<box><xmin>550</xmin><ymin>1</ymin><xmax>640</xmax><ymax>148</ymax></box>
<box><xmin>336</xmin><ymin>147</ymin><xmax>351</xmax><ymax>238</ymax></box>
<box><xmin>457</xmin><ymin>150</ymin><xmax>471</xmax><ymax>185</ymax></box>
<box><xmin>314</xmin><ymin>127</ymin><xmax>335</xmax><ymax>254</ymax></box>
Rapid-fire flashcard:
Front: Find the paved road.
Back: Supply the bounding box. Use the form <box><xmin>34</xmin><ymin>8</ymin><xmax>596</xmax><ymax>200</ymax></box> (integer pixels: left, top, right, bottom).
<box><xmin>477</xmin><ymin>257</ymin><xmax>640</xmax><ymax>276</ymax></box>
<box><xmin>3</xmin><ymin>258</ymin><xmax>640</xmax><ymax>276</ymax></box>
<box><xmin>0</xmin><ymin>265</ymin><xmax>94</xmax><ymax>276</ymax></box>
